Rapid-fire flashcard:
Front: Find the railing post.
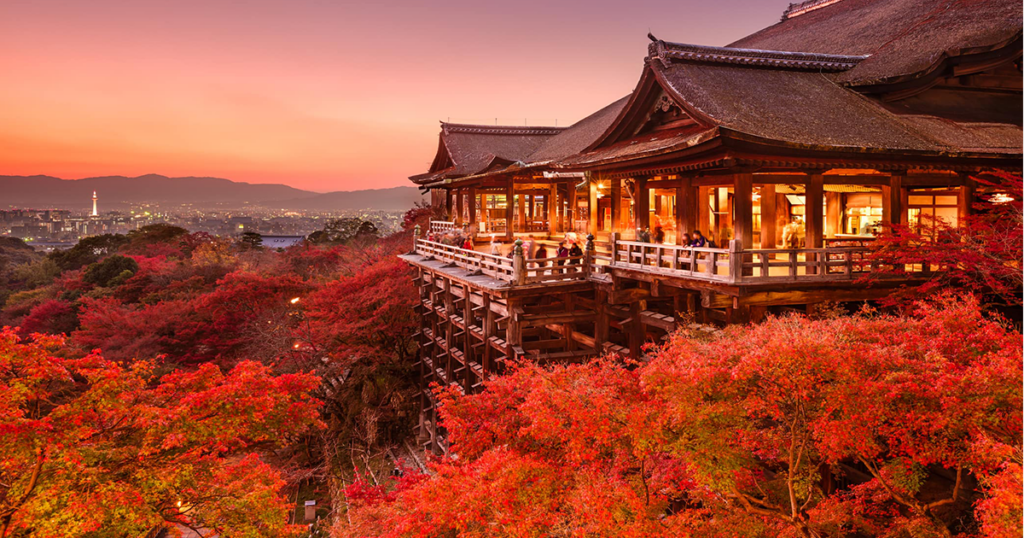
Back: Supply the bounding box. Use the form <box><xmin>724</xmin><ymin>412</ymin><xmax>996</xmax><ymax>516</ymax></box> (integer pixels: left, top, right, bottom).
<box><xmin>610</xmin><ymin>232</ymin><xmax>620</xmax><ymax>266</ymax></box>
<box><xmin>584</xmin><ymin>234</ymin><xmax>595</xmax><ymax>278</ymax></box>
<box><xmin>728</xmin><ymin>239</ymin><xmax>743</xmax><ymax>284</ymax></box>
<box><xmin>512</xmin><ymin>239</ymin><xmax>526</xmax><ymax>286</ymax></box>
<box><xmin>413</xmin><ymin>224</ymin><xmax>421</xmax><ymax>254</ymax></box>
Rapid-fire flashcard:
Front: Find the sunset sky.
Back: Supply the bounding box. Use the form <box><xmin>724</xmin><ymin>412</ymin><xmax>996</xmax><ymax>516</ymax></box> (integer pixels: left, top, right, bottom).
<box><xmin>0</xmin><ymin>1</ymin><xmax>782</xmax><ymax>193</ymax></box>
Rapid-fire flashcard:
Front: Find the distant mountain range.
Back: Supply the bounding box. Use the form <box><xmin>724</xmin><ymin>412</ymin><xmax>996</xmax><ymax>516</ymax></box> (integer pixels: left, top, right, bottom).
<box><xmin>0</xmin><ymin>174</ymin><xmax>425</xmax><ymax>212</ymax></box>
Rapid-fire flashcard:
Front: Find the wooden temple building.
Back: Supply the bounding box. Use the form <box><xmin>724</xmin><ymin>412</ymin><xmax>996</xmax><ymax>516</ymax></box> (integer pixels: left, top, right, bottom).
<box><xmin>399</xmin><ymin>0</ymin><xmax>1023</xmax><ymax>451</ymax></box>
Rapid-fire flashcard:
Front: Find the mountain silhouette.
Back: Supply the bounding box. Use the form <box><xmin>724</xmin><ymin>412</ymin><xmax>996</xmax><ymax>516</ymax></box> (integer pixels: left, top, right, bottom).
<box><xmin>0</xmin><ymin>174</ymin><xmax>424</xmax><ymax>212</ymax></box>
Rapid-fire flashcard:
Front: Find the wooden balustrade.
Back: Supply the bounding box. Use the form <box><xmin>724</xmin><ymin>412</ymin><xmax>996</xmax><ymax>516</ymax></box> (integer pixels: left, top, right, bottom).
<box><xmin>429</xmin><ymin>220</ymin><xmax>458</xmax><ymax>235</ymax></box>
<box><xmin>608</xmin><ymin>238</ymin><xmax>926</xmax><ymax>285</ymax></box>
<box><xmin>415</xmin><ymin>239</ymin><xmax>587</xmax><ymax>286</ymax></box>
<box><xmin>416</xmin><ymin>225</ymin><xmax>925</xmax><ymax>287</ymax></box>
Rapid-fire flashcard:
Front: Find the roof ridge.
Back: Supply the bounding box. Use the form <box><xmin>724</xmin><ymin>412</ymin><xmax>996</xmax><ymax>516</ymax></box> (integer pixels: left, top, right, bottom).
<box><xmin>649</xmin><ymin>41</ymin><xmax>868</xmax><ymax>71</ymax></box>
<box><xmin>781</xmin><ymin>0</ymin><xmax>845</xmax><ymax>20</ymax></box>
<box><xmin>441</xmin><ymin>122</ymin><xmax>566</xmax><ymax>136</ymax></box>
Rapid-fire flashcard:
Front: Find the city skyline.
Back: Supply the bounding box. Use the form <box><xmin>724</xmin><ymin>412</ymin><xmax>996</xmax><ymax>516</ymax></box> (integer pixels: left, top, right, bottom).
<box><xmin>0</xmin><ymin>0</ymin><xmax>781</xmax><ymax>192</ymax></box>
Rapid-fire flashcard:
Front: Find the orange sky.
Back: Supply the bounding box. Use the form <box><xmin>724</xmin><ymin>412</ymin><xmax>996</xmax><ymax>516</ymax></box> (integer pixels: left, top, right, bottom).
<box><xmin>0</xmin><ymin>1</ymin><xmax>780</xmax><ymax>192</ymax></box>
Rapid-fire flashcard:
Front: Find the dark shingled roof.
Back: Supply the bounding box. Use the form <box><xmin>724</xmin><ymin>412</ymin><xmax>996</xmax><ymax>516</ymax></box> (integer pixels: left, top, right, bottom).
<box><xmin>554</xmin><ymin>40</ymin><xmax>1021</xmax><ymax>169</ymax></box>
<box><xmin>410</xmin><ymin>123</ymin><xmax>563</xmax><ymax>184</ymax></box>
<box><xmin>729</xmin><ymin>0</ymin><xmax>1022</xmax><ymax>86</ymax></box>
<box><xmin>525</xmin><ymin>96</ymin><xmax>631</xmax><ymax>163</ymax></box>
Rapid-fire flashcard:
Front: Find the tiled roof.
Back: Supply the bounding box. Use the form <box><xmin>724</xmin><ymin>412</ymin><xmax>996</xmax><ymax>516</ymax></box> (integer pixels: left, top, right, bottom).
<box><xmin>729</xmin><ymin>0</ymin><xmax>1022</xmax><ymax>86</ymax></box>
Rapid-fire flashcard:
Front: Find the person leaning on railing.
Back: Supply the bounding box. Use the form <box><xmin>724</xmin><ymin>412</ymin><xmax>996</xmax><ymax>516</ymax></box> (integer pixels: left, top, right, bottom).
<box><xmin>568</xmin><ymin>241</ymin><xmax>583</xmax><ymax>263</ymax></box>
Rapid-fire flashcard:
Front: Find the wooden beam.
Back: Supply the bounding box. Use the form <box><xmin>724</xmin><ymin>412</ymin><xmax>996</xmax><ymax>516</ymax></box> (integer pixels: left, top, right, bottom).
<box><xmin>467</xmin><ymin>186</ymin><xmax>476</xmax><ymax>228</ymax></box>
<box><xmin>548</xmin><ymin>184</ymin><xmax>558</xmax><ymax>236</ymax></box>
<box><xmin>675</xmin><ymin>176</ymin><xmax>697</xmax><ymax>245</ymax></box>
<box><xmin>704</xmin><ymin>287</ymin><xmax>900</xmax><ymax>308</ymax></box>
<box><xmin>589</xmin><ymin>177</ymin><xmax>599</xmax><ymax>235</ymax></box>
<box><xmin>608</xmin><ymin>287</ymin><xmax>651</xmax><ymax>304</ymax></box>
<box><xmin>636</xmin><ymin>176</ymin><xmax>650</xmax><ymax>232</ymax></box>
<box><xmin>805</xmin><ymin>172</ymin><xmax>824</xmax><ymax>248</ymax></box>
<box><xmin>455</xmin><ymin>188</ymin><xmax>464</xmax><ymax>226</ymax></box>
<box><xmin>882</xmin><ymin>172</ymin><xmax>905</xmax><ymax>225</ymax></box>
<box><xmin>760</xmin><ymin>184</ymin><xmax>777</xmax><ymax>249</ymax></box>
<box><xmin>505</xmin><ymin>179</ymin><xmax>515</xmax><ymax>241</ymax></box>
<box><xmin>825</xmin><ymin>192</ymin><xmax>842</xmax><ymax>239</ymax></box>
<box><xmin>733</xmin><ymin>173</ymin><xmax>754</xmax><ymax>249</ymax></box>
<box><xmin>610</xmin><ymin>178</ymin><xmax>622</xmax><ymax>233</ymax></box>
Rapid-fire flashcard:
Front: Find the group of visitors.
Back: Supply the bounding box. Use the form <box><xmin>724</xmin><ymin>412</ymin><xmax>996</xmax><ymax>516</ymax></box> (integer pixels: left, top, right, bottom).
<box><xmin>426</xmin><ymin>230</ymin><xmax>474</xmax><ymax>250</ymax></box>
<box><xmin>636</xmin><ymin>227</ymin><xmax>716</xmax><ymax>248</ymax></box>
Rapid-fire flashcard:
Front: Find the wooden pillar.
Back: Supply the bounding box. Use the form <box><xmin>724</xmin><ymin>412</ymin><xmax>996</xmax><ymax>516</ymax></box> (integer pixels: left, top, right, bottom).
<box><xmin>588</xmin><ymin>177</ymin><xmax>599</xmax><ymax>235</ymax></box>
<box><xmin>675</xmin><ymin>176</ymin><xmax>697</xmax><ymax>245</ymax></box>
<box><xmin>636</xmin><ymin>176</ymin><xmax>650</xmax><ymax>232</ymax></box>
<box><xmin>806</xmin><ymin>172</ymin><xmax>824</xmax><ymax>248</ymax></box>
<box><xmin>761</xmin><ymin>184</ymin><xmax>777</xmax><ymax>249</ymax></box>
<box><xmin>467</xmin><ymin>186</ymin><xmax>477</xmax><ymax>229</ymax></box>
<box><xmin>517</xmin><ymin>191</ymin><xmax>526</xmax><ymax>229</ymax></box>
<box><xmin>505</xmin><ymin>179</ymin><xmax>515</xmax><ymax>241</ymax></box>
<box><xmin>806</xmin><ymin>172</ymin><xmax>824</xmax><ymax>275</ymax></box>
<box><xmin>445</xmin><ymin>189</ymin><xmax>454</xmax><ymax>220</ymax></box>
<box><xmin>548</xmin><ymin>184</ymin><xmax>558</xmax><ymax>236</ymax></box>
<box><xmin>697</xmin><ymin>186</ymin><xmax>710</xmax><ymax>236</ymax></box>
<box><xmin>825</xmin><ymin>192</ymin><xmax>842</xmax><ymax>239</ymax></box>
<box><xmin>628</xmin><ymin>301</ymin><xmax>643</xmax><ymax>359</ymax></box>
<box><xmin>455</xmin><ymin>188</ymin><xmax>464</xmax><ymax>226</ymax></box>
<box><xmin>595</xmin><ymin>288</ymin><xmax>609</xmax><ymax>349</ymax></box>
<box><xmin>610</xmin><ymin>179</ymin><xmax>622</xmax><ymax>233</ymax></box>
<box><xmin>527</xmin><ymin>193</ymin><xmax>535</xmax><ymax>228</ymax></box>
<box><xmin>958</xmin><ymin>173</ymin><xmax>975</xmax><ymax>221</ymax></box>
<box><xmin>733</xmin><ymin>173</ymin><xmax>754</xmax><ymax>249</ymax></box>
<box><xmin>882</xmin><ymin>172</ymin><xmax>905</xmax><ymax>225</ymax></box>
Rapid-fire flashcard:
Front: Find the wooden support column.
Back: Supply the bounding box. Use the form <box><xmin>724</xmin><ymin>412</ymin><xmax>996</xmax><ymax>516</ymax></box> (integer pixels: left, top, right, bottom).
<box><xmin>628</xmin><ymin>301</ymin><xmax>643</xmax><ymax>359</ymax></box>
<box><xmin>595</xmin><ymin>288</ymin><xmax>609</xmax><ymax>348</ymax></box>
<box><xmin>482</xmin><ymin>295</ymin><xmax>493</xmax><ymax>377</ymax></box>
<box><xmin>825</xmin><ymin>192</ymin><xmax>842</xmax><ymax>238</ymax></box>
<box><xmin>805</xmin><ymin>172</ymin><xmax>824</xmax><ymax>248</ymax></box>
<box><xmin>455</xmin><ymin>188</ymin><xmax>464</xmax><ymax>226</ymax></box>
<box><xmin>761</xmin><ymin>184</ymin><xmax>777</xmax><ymax>248</ymax></box>
<box><xmin>610</xmin><ymin>179</ymin><xmax>622</xmax><ymax>232</ymax></box>
<box><xmin>733</xmin><ymin>173</ymin><xmax>754</xmax><ymax>249</ymax></box>
<box><xmin>806</xmin><ymin>172</ymin><xmax>825</xmax><ymax>275</ymax></box>
<box><xmin>548</xmin><ymin>184</ymin><xmax>558</xmax><ymax>236</ymax></box>
<box><xmin>958</xmin><ymin>173</ymin><xmax>975</xmax><ymax>221</ymax></box>
<box><xmin>588</xmin><ymin>177</ymin><xmax>599</xmax><ymax>235</ymax></box>
<box><xmin>445</xmin><ymin>189</ymin><xmax>454</xmax><ymax>220</ymax></box>
<box><xmin>466</xmin><ymin>186</ymin><xmax>476</xmax><ymax>230</ymax></box>
<box><xmin>636</xmin><ymin>176</ymin><xmax>650</xmax><ymax>233</ymax></box>
<box><xmin>504</xmin><ymin>179</ymin><xmax>515</xmax><ymax>241</ymax></box>
<box><xmin>674</xmin><ymin>176</ymin><xmax>697</xmax><ymax>245</ymax></box>
<box><xmin>697</xmin><ymin>186</ymin><xmax>710</xmax><ymax>236</ymax></box>
<box><xmin>882</xmin><ymin>172</ymin><xmax>905</xmax><ymax>225</ymax></box>
<box><xmin>517</xmin><ymin>191</ymin><xmax>526</xmax><ymax>229</ymax></box>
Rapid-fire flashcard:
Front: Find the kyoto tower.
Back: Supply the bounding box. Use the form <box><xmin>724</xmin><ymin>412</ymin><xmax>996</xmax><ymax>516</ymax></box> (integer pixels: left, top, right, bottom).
<box><xmin>91</xmin><ymin>191</ymin><xmax>98</xmax><ymax>216</ymax></box>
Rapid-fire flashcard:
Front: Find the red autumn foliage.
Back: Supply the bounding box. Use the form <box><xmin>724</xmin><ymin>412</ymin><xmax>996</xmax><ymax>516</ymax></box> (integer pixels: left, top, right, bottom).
<box><xmin>864</xmin><ymin>171</ymin><xmax>1023</xmax><ymax>306</ymax></box>
<box><xmin>17</xmin><ymin>300</ymin><xmax>78</xmax><ymax>336</ymax></box>
<box><xmin>0</xmin><ymin>328</ymin><xmax>322</xmax><ymax>537</ymax></box>
<box><xmin>341</xmin><ymin>294</ymin><xmax>1022</xmax><ymax>538</ymax></box>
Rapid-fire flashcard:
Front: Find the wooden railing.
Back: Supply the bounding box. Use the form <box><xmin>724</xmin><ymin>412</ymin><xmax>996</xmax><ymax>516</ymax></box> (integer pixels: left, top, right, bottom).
<box><xmin>612</xmin><ymin>240</ymin><xmax>733</xmax><ymax>283</ymax></box>
<box><xmin>429</xmin><ymin>220</ymin><xmax>458</xmax><ymax>235</ymax></box>
<box><xmin>412</xmin><ymin>224</ymin><xmax>918</xmax><ymax>287</ymax></box>
<box><xmin>413</xmin><ymin>236</ymin><xmax>588</xmax><ymax>286</ymax></box>
<box><xmin>608</xmin><ymin>235</ymin><xmax>923</xmax><ymax>285</ymax></box>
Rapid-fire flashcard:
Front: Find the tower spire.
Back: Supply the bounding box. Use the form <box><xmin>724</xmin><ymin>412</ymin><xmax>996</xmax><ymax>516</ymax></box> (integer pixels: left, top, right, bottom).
<box><xmin>92</xmin><ymin>190</ymin><xmax>98</xmax><ymax>217</ymax></box>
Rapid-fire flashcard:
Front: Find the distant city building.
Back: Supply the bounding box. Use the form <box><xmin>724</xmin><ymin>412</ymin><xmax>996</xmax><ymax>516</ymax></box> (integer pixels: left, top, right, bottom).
<box><xmin>92</xmin><ymin>191</ymin><xmax>98</xmax><ymax>217</ymax></box>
